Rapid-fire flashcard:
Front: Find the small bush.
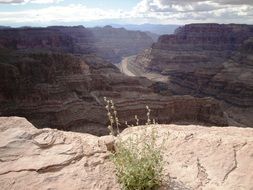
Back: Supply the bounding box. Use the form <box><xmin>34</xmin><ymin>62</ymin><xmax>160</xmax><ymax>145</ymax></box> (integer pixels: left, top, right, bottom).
<box><xmin>112</xmin><ymin>129</ymin><xmax>163</xmax><ymax>190</ymax></box>
<box><xmin>103</xmin><ymin>97</ymin><xmax>164</xmax><ymax>190</ymax></box>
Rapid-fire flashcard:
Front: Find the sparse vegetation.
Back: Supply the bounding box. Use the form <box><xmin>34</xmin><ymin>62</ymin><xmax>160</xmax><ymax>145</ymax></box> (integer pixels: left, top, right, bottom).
<box><xmin>104</xmin><ymin>97</ymin><xmax>120</xmax><ymax>136</ymax></box>
<box><xmin>104</xmin><ymin>97</ymin><xmax>164</xmax><ymax>190</ymax></box>
<box><xmin>112</xmin><ymin>130</ymin><xmax>164</xmax><ymax>190</ymax></box>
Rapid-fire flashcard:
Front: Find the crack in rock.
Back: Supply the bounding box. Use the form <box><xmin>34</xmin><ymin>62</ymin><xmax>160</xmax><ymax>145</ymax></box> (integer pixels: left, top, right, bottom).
<box><xmin>196</xmin><ymin>158</ymin><xmax>210</xmax><ymax>188</ymax></box>
<box><xmin>0</xmin><ymin>168</ymin><xmax>38</xmax><ymax>175</ymax></box>
<box><xmin>222</xmin><ymin>147</ymin><xmax>238</xmax><ymax>182</ymax></box>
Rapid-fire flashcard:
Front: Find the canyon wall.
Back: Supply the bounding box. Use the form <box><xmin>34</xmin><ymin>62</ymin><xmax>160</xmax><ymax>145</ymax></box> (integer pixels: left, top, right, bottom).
<box><xmin>0</xmin><ymin>51</ymin><xmax>227</xmax><ymax>135</ymax></box>
<box><xmin>90</xmin><ymin>25</ymin><xmax>154</xmax><ymax>63</ymax></box>
<box><xmin>0</xmin><ymin>26</ymin><xmax>96</xmax><ymax>54</ymax></box>
<box><xmin>134</xmin><ymin>23</ymin><xmax>253</xmax><ymax>127</ymax></box>
<box><xmin>0</xmin><ymin>25</ymin><xmax>153</xmax><ymax>63</ymax></box>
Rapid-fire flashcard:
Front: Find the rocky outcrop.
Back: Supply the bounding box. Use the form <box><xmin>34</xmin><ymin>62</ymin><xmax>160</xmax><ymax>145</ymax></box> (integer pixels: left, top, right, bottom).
<box><xmin>0</xmin><ymin>51</ymin><xmax>228</xmax><ymax>135</ymax></box>
<box><xmin>0</xmin><ymin>117</ymin><xmax>119</xmax><ymax>190</ymax></box>
<box><xmin>0</xmin><ymin>117</ymin><xmax>252</xmax><ymax>190</ymax></box>
<box><xmin>0</xmin><ymin>25</ymin><xmax>153</xmax><ymax>63</ymax></box>
<box><xmin>90</xmin><ymin>25</ymin><xmax>154</xmax><ymax>63</ymax></box>
<box><xmin>133</xmin><ymin>23</ymin><xmax>253</xmax><ymax>127</ymax></box>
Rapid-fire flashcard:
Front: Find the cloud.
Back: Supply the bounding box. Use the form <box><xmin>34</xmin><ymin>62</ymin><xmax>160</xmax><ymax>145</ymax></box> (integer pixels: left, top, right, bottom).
<box><xmin>0</xmin><ymin>4</ymin><xmax>128</xmax><ymax>24</ymax></box>
<box><xmin>0</xmin><ymin>0</ymin><xmax>252</xmax><ymax>25</ymax></box>
<box><xmin>30</xmin><ymin>0</ymin><xmax>63</xmax><ymax>4</ymax></box>
<box><xmin>132</xmin><ymin>0</ymin><xmax>253</xmax><ymax>24</ymax></box>
<box><xmin>208</xmin><ymin>0</ymin><xmax>253</xmax><ymax>5</ymax></box>
<box><xmin>134</xmin><ymin>0</ymin><xmax>222</xmax><ymax>13</ymax></box>
<box><xmin>0</xmin><ymin>0</ymin><xmax>63</xmax><ymax>4</ymax></box>
<box><xmin>154</xmin><ymin>0</ymin><xmax>253</xmax><ymax>6</ymax></box>
<box><xmin>0</xmin><ymin>0</ymin><xmax>24</xmax><ymax>3</ymax></box>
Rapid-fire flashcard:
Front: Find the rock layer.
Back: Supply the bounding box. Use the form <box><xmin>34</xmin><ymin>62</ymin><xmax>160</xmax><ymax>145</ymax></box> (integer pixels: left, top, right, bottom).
<box><xmin>0</xmin><ymin>52</ymin><xmax>228</xmax><ymax>135</ymax></box>
<box><xmin>0</xmin><ymin>25</ymin><xmax>153</xmax><ymax>63</ymax></box>
<box><xmin>0</xmin><ymin>117</ymin><xmax>252</xmax><ymax>190</ymax></box>
<box><xmin>0</xmin><ymin>26</ymin><xmax>96</xmax><ymax>54</ymax></box>
<box><xmin>133</xmin><ymin>23</ymin><xmax>253</xmax><ymax>127</ymax></box>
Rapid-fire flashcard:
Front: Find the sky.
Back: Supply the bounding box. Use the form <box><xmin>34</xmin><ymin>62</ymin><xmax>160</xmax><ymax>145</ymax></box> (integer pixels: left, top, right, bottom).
<box><xmin>0</xmin><ymin>0</ymin><xmax>252</xmax><ymax>27</ymax></box>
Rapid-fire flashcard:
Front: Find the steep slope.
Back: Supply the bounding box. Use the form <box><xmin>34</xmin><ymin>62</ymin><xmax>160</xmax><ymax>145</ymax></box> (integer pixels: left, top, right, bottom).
<box><xmin>0</xmin><ymin>51</ymin><xmax>228</xmax><ymax>135</ymax></box>
<box><xmin>133</xmin><ymin>23</ymin><xmax>253</xmax><ymax>127</ymax></box>
<box><xmin>0</xmin><ymin>117</ymin><xmax>252</xmax><ymax>190</ymax></box>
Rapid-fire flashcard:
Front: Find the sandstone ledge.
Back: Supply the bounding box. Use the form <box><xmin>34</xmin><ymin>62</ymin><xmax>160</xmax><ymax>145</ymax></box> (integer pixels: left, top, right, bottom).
<box><xmin>121</xmin><ymin>125</ymin><xmax>253</xmax><ymax>190</ymax></box>
<box><xmin>0</xmin><ymin>117</ymin><xmax>119</xmax><ymax>190</ymax></box>
<box><xmin>0</xmin><ymin>117</ymin><xmax>252</xmax><ymax>190</ymax></box>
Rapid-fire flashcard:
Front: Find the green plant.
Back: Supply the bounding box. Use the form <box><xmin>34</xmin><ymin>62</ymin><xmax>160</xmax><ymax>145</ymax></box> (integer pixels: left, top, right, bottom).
<box><xmin>112</xmin><ymin>129</ymin><xmax>163</xmax><ymax>190</ymax></box>
<box><xmin>103</xmin><ymin>97</ymin><xmax>164</xmax><ymax>189</ymax></box>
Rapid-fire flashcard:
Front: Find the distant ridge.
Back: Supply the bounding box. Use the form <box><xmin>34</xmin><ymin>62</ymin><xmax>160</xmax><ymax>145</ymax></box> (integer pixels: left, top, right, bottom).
<box><xmin>110</xmin><ymin>23</ymin><xmax>181</xmax><ymax>35</ymax></box>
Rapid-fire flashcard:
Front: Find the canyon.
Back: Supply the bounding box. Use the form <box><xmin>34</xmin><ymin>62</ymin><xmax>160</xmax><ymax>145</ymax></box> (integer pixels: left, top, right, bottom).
<box><xmin>127</xmin><ymin>23</ymin><xmax>253</xmax><ymax>127</ymax></box>
<box><xmin>0</xmin><ymin>23</ymin><xmax>253</xmax><ymax>190</ymax></box>
<box><xmin>0</xmin><ymin>50</ymin><xmax>227</xmax><ymax>135</ymax></box>
<box><xmin>0</xmin><ymin>25</ymin><xmax>230</xmax><ymax>135</ymax></box>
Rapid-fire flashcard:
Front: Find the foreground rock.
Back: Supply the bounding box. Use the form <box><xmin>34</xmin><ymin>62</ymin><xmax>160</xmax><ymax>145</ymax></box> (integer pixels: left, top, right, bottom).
<box><xmin>0</xmin><ymin>117</ymin><xmax>119</xmax><ymax>190</ymax></box>
<box><xmin>0</xmin><ymin>117</ymin><xmax>252</xmax><ymax>190</ymax></box>
<box><xmin>121</xmin><ymin>125</ymin><xmax>253</xmax><ymax>190</ymax></box>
